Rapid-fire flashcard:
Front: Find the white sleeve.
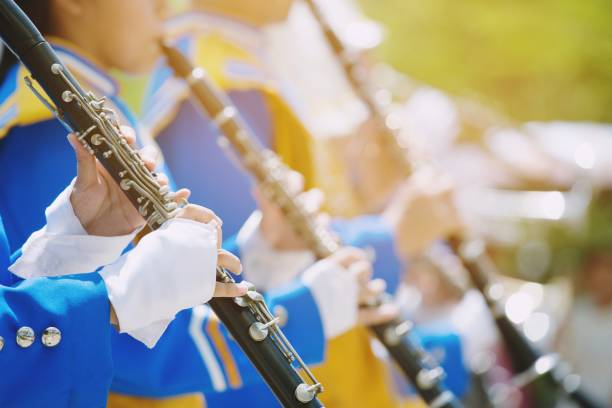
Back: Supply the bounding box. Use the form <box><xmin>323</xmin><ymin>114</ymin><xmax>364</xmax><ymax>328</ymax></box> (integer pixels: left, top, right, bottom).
<box><xmin>10</xmin><ymin>181</ymin><xmax>137</xmax><ymax>279</ymax></box>
<box><xmin>236</xmin><ymin>211</ymin><xmax>315</xmax><ymax>291</ymax></box>
<box><xmin>238</xmin><ymin>211</ymin><xmax>359</xmax><ymax>339</ymax></box>
<box><xmin>100</xmin><ymin>218</ymin><xmax>218</xmax><ymax>348</ymax></box>
<box><xmin>301</xmin><ymin>259</ymin><xmax>359</xmax><ymax>340</ymax></box>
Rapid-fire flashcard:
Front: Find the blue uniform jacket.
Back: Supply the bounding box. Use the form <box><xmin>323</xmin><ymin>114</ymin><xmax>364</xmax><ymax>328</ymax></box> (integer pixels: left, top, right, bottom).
<box><xmin>0</xmin><ymin>219</ymin><xmax>113</xmax><ymax>408</ymax></box>
<box><xmin>0</xmin><ymin>43</ymin><xmax>326</xmax><ymax>399</ymax></box>
<box><xmin>144</xmin><ymin>33</ymin><xmax>403</xmax><ymax>294</ymax></box>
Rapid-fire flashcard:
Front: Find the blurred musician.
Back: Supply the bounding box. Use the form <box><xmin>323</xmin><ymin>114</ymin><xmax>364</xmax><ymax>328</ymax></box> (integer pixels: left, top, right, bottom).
<box><xmin>144</xmin><ymin>0</ymin><xmax>469</xmax><ymax>406</ymax></box>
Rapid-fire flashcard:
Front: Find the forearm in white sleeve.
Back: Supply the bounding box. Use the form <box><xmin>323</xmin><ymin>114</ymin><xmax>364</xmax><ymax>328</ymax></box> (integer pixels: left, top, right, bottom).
<box><xmin>301</xmin><ymin>259</ymin><xmax>359</xmax><ymax>340</ymax></box>
<box><xmin>237</xmin><ymin>211</ymin><xmax>315</xmax><ymax>291</ymax></box>
<box><xmin>239</xmin><ymin>211</ymin><xmax>359</xmax><ymax>339</ymax></box>
<box><xmin>10</xmin><ymin>181</ymin><xmax>137</xmax><ymax>278</ymax></box>
<box><xmin>100</xmin><ymin>218</ymin><xmax>218</xmax><ymax>348</ymax></box>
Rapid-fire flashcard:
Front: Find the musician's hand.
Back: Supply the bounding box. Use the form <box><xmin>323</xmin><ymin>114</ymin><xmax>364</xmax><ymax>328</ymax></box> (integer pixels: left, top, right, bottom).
<box><xmin>68</xmin><ymin>128</ymin><xmax>190</xmax><ymax>237</ymax></box>
<box><xmin>383</xmin><ymin>169</ymin><xmax>463</xmax><ymax>259</ymax></box>
<box><xmin>254</xmin><ymin>170</ymin><xmax>328</xmax><ymax>251</ymax></box>
<box><xmin>331</xmin><ymin>248</ymin><xmax>399</xmax><ymax>326</ymax></box>
<box><xmin>343</xmin><ymin>117</ymin><xmax>409</xmax><ymax>212</ymax></box>
<box><xmin>175</xmin><ymin>204</ymin><xmax>248</xmax><ymax>297</ymax></box>
<box><xmin>213</xmin><ymin>248</ymin><xmax>248</xmax><ymax>297</ymax></box>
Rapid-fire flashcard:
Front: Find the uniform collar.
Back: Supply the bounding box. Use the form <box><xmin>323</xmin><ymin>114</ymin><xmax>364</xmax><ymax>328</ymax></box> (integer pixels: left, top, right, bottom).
<box><xmin>49</xmin><ymin>37</ymin><xmax>120</xmax><ymax>97</ymax></box>
<box><xmin>165</xmin><ymin>11</ymin><xmax>264</xmax><ymax>56</ymax></box>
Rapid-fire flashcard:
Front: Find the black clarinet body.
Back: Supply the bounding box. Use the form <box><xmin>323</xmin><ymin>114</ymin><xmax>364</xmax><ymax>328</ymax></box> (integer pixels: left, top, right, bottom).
<box><xmin>162</xmin><ymin>44</ymin><xmax>462</xmax><ymax>408</ymax></box>
<box><xmin>453</xmin><ymin>239</ymin><xmax>605</xmax><ymax>408</ymax></box>
<box><xmin>211</xmin><ymin>296</ymin><xmax>324</xmax><ymax>407</ymax></box>
<box><xmin>370</xmin><ymin>321</ymin><xmax>463</xmax><ymax>408</ymax></box>
<box><xmin>0</xmin><ymin>1</ymin><xmax>324</xmax><ymax>406</ymax></box>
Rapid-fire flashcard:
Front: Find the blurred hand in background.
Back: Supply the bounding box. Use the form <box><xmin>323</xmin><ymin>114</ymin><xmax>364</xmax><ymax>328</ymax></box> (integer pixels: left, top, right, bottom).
<box><xmin>384</xmin><ymin>168</ymin><xmax>463</xmax><ymax>259</ymax></box>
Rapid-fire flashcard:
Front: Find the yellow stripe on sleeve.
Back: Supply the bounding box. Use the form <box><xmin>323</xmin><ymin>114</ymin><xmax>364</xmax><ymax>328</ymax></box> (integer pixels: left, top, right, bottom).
<box><xmin>205</xmin><ymin>315</ymin><xmax>243</xmax><ymax>389</ymax></box>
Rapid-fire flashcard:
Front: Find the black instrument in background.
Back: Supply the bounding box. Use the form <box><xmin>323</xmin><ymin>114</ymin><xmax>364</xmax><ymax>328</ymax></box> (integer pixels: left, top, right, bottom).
<box><xmin>0</xmin><ymin>1</ymin><xmax>324</xmax><ymax>406</ymax></box>
<box><xmin>449</xmin><ymin>238</ymin><xmax>606</xmax><ymax>408</ymax></box>
<box><xmin>162</xmin><ymin>43</ymin><xmax>463</xmax><ymax>408</ymax></box>
<box><xmin>301</xmin><ymin>0</ymin><xmax>412</xmax><ymax>176</ymax></box>
<box><xmin>302</xmin><ymin>2</ymin><xmax>605</xmax><ymax>406</ymax></box>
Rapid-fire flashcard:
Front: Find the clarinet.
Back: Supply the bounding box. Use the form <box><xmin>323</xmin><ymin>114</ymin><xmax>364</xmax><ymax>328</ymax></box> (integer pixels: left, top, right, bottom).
<box><xmin>162</xmin><ymin>43</ymin><xmax>463</xmax><ymax>408</ymax></box>
<box><xmin>0</xmin><ymin>2</ymin><xmax>323</xmax><ymax>406</ymax></box>
<box><xmin>301</xmin><ymin>0</ymin><xmax>413</xmax><ymax>174</ymax></box>
<box><xmin>303</xmin><ymin>3</ymin><xmax>606</xmax><ymax>406</ymax></box>
<box><xmin>448</xmin><ymin>238</ymin><xmax>606</xmax><ymax>408</ymax></box>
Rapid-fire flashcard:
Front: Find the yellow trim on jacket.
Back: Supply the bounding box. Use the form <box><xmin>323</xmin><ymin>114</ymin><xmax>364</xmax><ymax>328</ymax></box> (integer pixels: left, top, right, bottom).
<box><xmin>0</xmin><ymin>65</ymin><xmax>55</xmax><ymax>139</ymax></box>
<box><xmin>191</xmin><ymin>33</ymin><xmax>316</xmax><ymax>188</ymax></box>
<box><xmin>107</xmin><ymin>393</ymin><xmax>205</xmax><ymax>408</ymax></box>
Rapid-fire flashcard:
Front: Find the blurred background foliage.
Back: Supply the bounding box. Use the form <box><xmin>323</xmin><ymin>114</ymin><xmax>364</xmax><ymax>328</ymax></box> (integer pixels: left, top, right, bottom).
<box><xmin>359</xmin><ymin>0</ymin><xmax>612</xmax><ymax>123</ymax></box>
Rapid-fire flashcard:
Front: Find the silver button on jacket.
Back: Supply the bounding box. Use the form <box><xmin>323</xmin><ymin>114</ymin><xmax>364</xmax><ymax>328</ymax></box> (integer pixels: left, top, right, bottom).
<box><xmin>16</xmin><ymin>326</ymin><xmax>35</xmax><ymax>348</ymax></box>
<box><xmin>0</xmin><ymin>335</ymin><xmax>4</xmax><ymax>351</ymax></box>
<box><xmin>42</xmin><ymin>327</ymin><xmax>62</xmax><ymax>348</ymax></box>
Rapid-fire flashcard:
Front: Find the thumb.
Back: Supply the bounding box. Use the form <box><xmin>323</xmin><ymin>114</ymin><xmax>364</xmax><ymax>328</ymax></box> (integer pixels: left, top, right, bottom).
<box><xmin>68</xmin><ymin>133</ymin><xmax>99</xmax><ymax>188</ymax></box>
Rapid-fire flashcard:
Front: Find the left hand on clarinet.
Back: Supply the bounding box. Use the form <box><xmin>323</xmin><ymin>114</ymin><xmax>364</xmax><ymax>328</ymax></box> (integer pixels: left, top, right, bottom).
<box><xmin>68</xmin><ymin>126</ymin><xmax>190</xmax><ymax>236</ymax></box>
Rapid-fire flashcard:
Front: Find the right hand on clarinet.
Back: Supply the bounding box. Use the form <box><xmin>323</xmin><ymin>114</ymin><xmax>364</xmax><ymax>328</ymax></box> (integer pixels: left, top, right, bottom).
<box><xmin>175</xmin><ymin>204</ymin><xmax>247</xmax><ymax>298</ymax></box>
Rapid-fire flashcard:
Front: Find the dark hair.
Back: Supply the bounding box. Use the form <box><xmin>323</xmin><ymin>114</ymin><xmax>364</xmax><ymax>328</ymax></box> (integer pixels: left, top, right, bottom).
<box><xmin>0</xmin><ymin>1</ymin><xmax>52</xmax><ymax>83</ymax></box>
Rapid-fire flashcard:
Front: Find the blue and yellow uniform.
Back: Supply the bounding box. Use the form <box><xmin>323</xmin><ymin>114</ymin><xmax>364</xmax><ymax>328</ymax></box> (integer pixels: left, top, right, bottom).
<box><xmin>0</xmin><ymin>40</ymin><xmax>327</xmax><ymax>407</ymax></box>
<box><xmin>0</xmin><ymin>219</ymin><xmax>113</xmax><ymax>407</ymax></box>
<box><xmin>143</xmin><ymin>12</ymin><xmax>468</xmax><ymax>407</ymax></box>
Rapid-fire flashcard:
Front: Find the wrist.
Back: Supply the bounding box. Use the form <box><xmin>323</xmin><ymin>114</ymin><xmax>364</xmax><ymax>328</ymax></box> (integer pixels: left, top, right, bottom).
<box><xmin>237</xmin><ymin>211</ymin><xmax>315</xmax><ymax>290</ymax></box>
<box><xmin>47</xmin><ymin>180</ymin><xmax>88</xmax><ymax>236</ymax></box>
<box><xmin>100</xmin><ymin>218</ymin><xmax>218</xmax><ymax>348</ymax></box>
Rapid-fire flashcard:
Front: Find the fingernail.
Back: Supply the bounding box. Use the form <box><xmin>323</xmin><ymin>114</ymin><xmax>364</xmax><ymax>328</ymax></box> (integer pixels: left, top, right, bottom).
<box><xmin>238</xmin><ymin>282</ymin><xmax>249</xmax><ymax>294</ymax></box>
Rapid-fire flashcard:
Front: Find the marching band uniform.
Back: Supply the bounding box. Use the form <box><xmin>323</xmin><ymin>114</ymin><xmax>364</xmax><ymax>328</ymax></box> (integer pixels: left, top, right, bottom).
<box><xmin>0</xmin><ymin>180</ymin><xmax>222</xmax><ymax>407</ymax></box>
<box><xmin>0</xmin><ymin>39</ymin><xmax>360</xmax><ymax>407</ymax></box>
<box><xmin>147</xmin><ymin>10</ymin><xmax>405</xmax><ymax>293</ymax></box>
<box><xmin>143</xmin><ymin>12</ymin><xmax>468</xmax><ymax>406</ymax></box>
<box><xmin>0</xmin><ymin>40</ymin><xmax>154</xmax><ymax>250</ymax></box>
<box><xmin>0</xmin><ymin>220</ymin><xmax>114</xmax><ymax>407</ymax></box>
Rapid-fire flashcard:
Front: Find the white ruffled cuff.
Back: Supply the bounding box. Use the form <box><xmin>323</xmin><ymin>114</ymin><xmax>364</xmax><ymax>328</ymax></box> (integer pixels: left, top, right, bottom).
<box><xmin>301</xmin><ymin>259</ymin><xmax>359</xmax><ymax>340</ymax></box>
<box><xmin>101</xmin><ymin>218</ymin><xmax>218</xmax><ymax>348</ymax></box>
<box><xmin>236</xmin><ymin>211</ymin><xmax>315</xmax><ymax>291</ymax></box>
<box><xmin>10</xmin><ymin>182</ymin><xmax>137</xmax><ymax>279</ymax></box>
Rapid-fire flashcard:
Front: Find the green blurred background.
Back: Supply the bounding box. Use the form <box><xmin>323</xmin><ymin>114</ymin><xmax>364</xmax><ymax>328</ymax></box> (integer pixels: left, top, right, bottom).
<box><xmin>123</xmin><ymin>0</ymin><xmax>612</xmax><ymax>123</ymax></box>
<box><xmin>356</xmin><ymin>0</ymin><xmax>612</xmax><ymax>281</ymax></box>
<box><xmin>359</xmin><ymin>0</ymin><xmax>612</xmax><ymax>123</ymax></box>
